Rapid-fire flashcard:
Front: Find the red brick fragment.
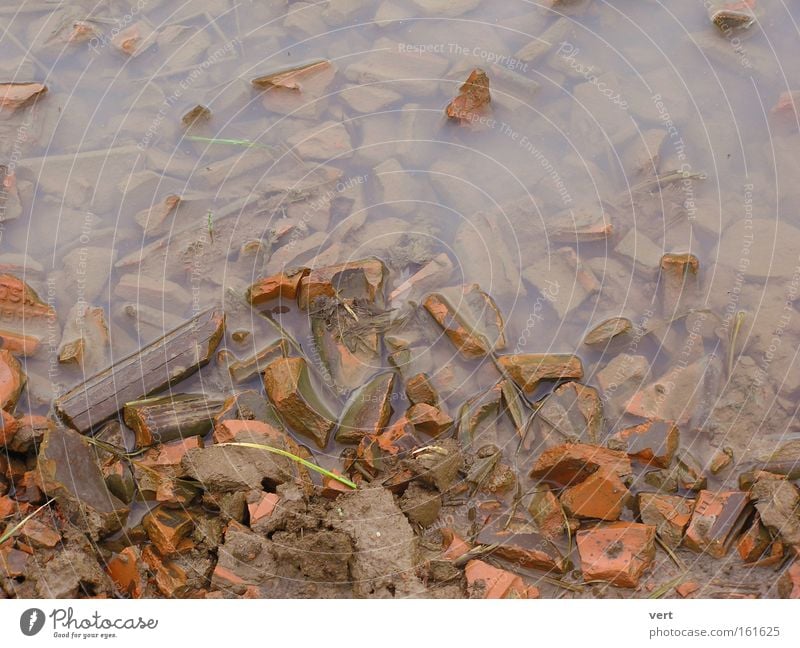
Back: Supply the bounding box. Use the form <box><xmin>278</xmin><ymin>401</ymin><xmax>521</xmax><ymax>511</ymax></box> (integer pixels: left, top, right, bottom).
<box><xmin>107</xmin><ymin>547</ymin><xmax>145</xmax><ymax>598</ymax></box>
<box><xmin>530</xmin><ymin>443</ymin><xmax>632</xmax><ymax>487</ymax></box>
<box><xmin>247</xmin><ymin>269</ymin><xmax>308</xmax><ymax>305</ymax></box>
<box><xmin>465</xmin><ymin>559</ymin><xmax>537</xmax><ymax>599</ymax></box>
<box><xmin>577</xmin><ymin>521</ymin><xmax>657</xmax><ymax>588</ymax></box>
<box><xmin>684</xmin><ymin>490</ymin><xmax>751</xmax><ymax>558</ymax></box>
<box><xmin>560</xmin><ymin>469</ymin><xmax>630</xmax><ymax>521</ymax></box>
<box><xmin>247</xmin><ymin>492</ymin><xmax>280</xmax><ymax>524</ymax></box>
<box><xmin>611</xmin><ymin>420</ymin><xmax>679</xmax><ymax>468</ymax></box>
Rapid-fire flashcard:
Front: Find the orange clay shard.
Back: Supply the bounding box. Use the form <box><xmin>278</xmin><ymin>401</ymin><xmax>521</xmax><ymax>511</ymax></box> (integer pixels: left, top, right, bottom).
<box><xmin>445</xmin><ymin>69</ymin><xmax>491</xmax><ymax>123</ymax></box>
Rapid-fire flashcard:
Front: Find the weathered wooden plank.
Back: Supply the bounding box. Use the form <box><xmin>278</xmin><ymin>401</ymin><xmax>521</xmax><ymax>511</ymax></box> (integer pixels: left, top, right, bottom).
<box><xmin>124</xmin><ymin>393</ymin><xmax>225</xmax><ymax>447</ymax></box>
<box><xmin>54</xmin><ymin>308</ymin><xmax>225</xmax><ymax>433</ymax></box>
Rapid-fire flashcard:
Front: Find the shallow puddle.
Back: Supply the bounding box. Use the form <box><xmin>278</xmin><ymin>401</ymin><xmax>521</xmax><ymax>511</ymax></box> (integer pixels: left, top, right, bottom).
<box><xmin>1</xmin><ymin>0</ymin><xmax>799</xmax><ymax>600</ymax></box>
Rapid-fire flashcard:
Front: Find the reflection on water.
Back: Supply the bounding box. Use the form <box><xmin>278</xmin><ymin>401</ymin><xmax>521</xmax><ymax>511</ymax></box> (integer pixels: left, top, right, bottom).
<box><xmin>1</xmin><ymin>1</ymin><xmax>800</xmax><ymax>517</ymax></box>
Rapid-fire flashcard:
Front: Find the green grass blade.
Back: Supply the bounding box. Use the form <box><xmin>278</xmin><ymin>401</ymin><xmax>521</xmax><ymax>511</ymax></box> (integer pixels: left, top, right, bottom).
<box><xmin>186</xmin><ymin>135</ymin><xmax>270</xmax><ymax>149</ymax></box>
<box><xmin>648</xmin><ymin>574</ymin><xmax>685</xmax><ymax>599</ymax></box>
<box><xmin>0</xmin><ymin>499</ymin><xmax>55</xmax><ymax>545</ymax></box>
<box><xmin>217</xmin><ymin>442</ymin><xmax>357</xmax><ymax>489</ymax></box>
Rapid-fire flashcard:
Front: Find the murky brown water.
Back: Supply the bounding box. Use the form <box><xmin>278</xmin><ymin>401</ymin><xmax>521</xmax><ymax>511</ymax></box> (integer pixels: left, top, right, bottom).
<box><xmin>2</xmin><ymin>0</ymin><xmax>800</xmax><ymax>598</ymax></box>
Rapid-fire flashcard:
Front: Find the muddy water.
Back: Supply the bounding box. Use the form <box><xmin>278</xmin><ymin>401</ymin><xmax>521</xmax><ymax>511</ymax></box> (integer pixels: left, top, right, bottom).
<box><xmin>1</xmin><ymin>2</ymin><xmax>799</xmax><ymax>557</ymax></box>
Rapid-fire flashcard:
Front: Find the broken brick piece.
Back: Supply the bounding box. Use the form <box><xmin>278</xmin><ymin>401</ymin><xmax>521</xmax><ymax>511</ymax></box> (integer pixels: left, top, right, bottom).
<box><xmin>0</xmin><ymin>349</ymin><xmax>24</xmax><ymax>410</ymax></box>
<box><xmin>423</xmin><ymin>293</ymin><xmax>491</xmax><ymax>359</ymax></box>
<box><xmin>355</xmin><ymin>417</ymin><xmax>419</xmax><ymax>477</ymax></box>
<box><xmin>610</xmin><ymin>420</ymin><xmax>679</xmax><ymax>468</ymax></box>
<box><xmin>441</xmin><ymin>528</ymin><xmax>471</xmax><ymax>561</ymax></box>
<box><xmin>530</xmin><ymin>443</ymin><xmax>632</xmax><ymax>487</ymax></box>
<box><xmin>674</xmin><ymin>450</ymin><xmax>707</xmax><ymax>491</ymax></box>
<box><xmin>710</xmin><ymin>447</ymin><xmax>734</xmax><ymax>474</ymax></box>
<box><xmin>464</xmin><ymin>559</ymin><xmax>536</xmax><ymax>599</ymax></box>
<box><xmin>0</xmin><ymin>329</ymin><xmax>39</xmax><ymax>356</ymax></box>
<box><xmin>0</xmin><ymin>83</ymin><xmax>47</xmax><ymax>111</ymax></box>
<box><xmin>577</xmin><ymin>522</ymin><xmax>657</xmax><ymax>588</ymax></box>
<box><xmin>778</xmin><ymin>562</ymin><xmax>800</xmax><ymax>599</ymax></box>
<box><xmin>477</xmin><ymin>527</ymin><xmax>567</xmax><ymax>573</ymax></box>
<box><xmin>445</xmin><ymin>69</ymin><xmax>491</xmax><ymax>123</ymax></box>
<box><xmin>0</xmin><ymin>495</ymin><xmax>20</xmax><ymax>518</ymax></box>
<box><xmin>138</xmin><ymin>438</ymin><xmax>203</xmax><ymax>471</ymax></box>
<box><xmin>321</xmin><ymin>473</ymin><xmax>352</xmax><ymax>500</ymax></box>
<box><xmin>141</xmin><ymin>545</ymin><xmax>188</xmax><ymax>597</ymax></box>
<box><xmin>6</xmin><ymin>414</ymin><xmax>53</xmax><ymax>453</ymax></box>
<box><xmin>35</xmin><ymin>427</ymin><xmax>129</xmax><ymax>539</ymax></box>
<box><xmin>676</xmin><ymin>581</ymin><xmax>701</xmax><ymax>598</ymax></box>
<box><xmin>750</xmin><ymin>475</ymin><xmax>800</xmax><ymax>541</ymax></box>
<box><xmin>405</xmin><ymin>373</ymin><xmax>439</xmax><ymax>406</ymax></box>
<box><xmin>0</xmin><ymin>546</ymin><xmax>29</xmax><ymax>578</ymax></box>
<box><xmin>247</xmin><ymin>269</ymin><xmax>309</xmax><ymax>305</ymax></box>
<box><xmin>212</xmin><ymin>419</ymin><xmax>287</xmax><ymax>445</ymax></box>
<box><xmin>737</xmin><ymin>516</ymin><xmax>774</xmax><ymax>563</ymax></box>
<box><xmin>528</xmin><ymin>487</ymin><xmax>573</xmax><ymax>539</ymax></box>
<box><xmin>0</xmin><ymin>409</ymin><xmax>18</xmax><ymax>446</ymax></box>
<box><xmin>18</xmin><ymin>519</ymin><xmax>60</xmax><ymax>548</ymax></box>
<box><xmin>247</xmin><ymin>492</ymin><xmax>280</xmax><ymax>525</ymax></box>
<box><xmin>560</xmin><ymin>469</ymin><xmax>630</xmax><ymax>521</ymax></box>
<box><xmin>498</xmin><ymin>353</ymin><xmax>583</xmax><ymax>393</ymax></box>
<box><xmin>637</xmin><ymin>493</ymin><xmax>694</xmax><ymax>549</ymax></box>
<box><xmin>106</xmin><ymin>546</ymin><xmax>145</xmax><ymax>598</ymax></box>
<box><xmin>684</xmin><ymin>490</ymin><xmax>751</xmax><ymax>558</ymax></box>
<box><xmin>406</xmin><ymin>403</ymin><xmax>453</xmax><ymax>436</ymax></box>
<box><xmin>536</xmin><ymin>381</ymin><xmax>604</xmax><ymax>443</ymax></box>
<box><xmin>297</xmin><ymin>258</ymin><xmax>387</xmax><ymax>310</ymax></box>
<box><xmin>263</xmin><ymin>357</ymin><xmax>335</xmax><ymax>448</ymax></box>
<box><xmin>142</xmin><ymin>507</ymin><xmax>194</xmax><ymax>556</ymax></box>
<box><xmin>335</xmin><ymin>372</ymin><xmax>395</xmax><ymax>444</ymax></box>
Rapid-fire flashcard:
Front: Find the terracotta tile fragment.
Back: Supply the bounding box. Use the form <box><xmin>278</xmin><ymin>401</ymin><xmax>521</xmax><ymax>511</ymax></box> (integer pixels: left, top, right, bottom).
<box><xmin>263</xmin><ymin>357</ymin><xmax>335</xmax><ymax>447</ymax></box>
<box><xmin>528</xmin><ymin>487</ymin><xmax>573</xmax><ymax>539</ymax></box>
<box><xmin>676</xmin><ymin>581</ymin><xmax>701</xmax><ymax>598</ymax></box>
<box><xmin>477</xmin><ymin>527</ymin><xmax>567</xmax><ymax>573</ymax></box>
<box><xmin>247</xmin><ymin>269</ymin><xmax>309</xmax><ymax>305</ymax></box>
<box><xmin>297</xmin><ymin>259</ymin><xmax>386</xmax><ymax>309</ymax></box>
<box><xmin>577</xmin><ymin>521</ymin><xmax>657</xmax><ymax>588</ymax></box>
<box><xmin>247</xmin><ymin>492</ymin><xmax>280</xmax><ymax>524</ymax></box>
<box><xmin>107</xmin><ymin>547</ymin><xmax>145</xmax><ymax>598</ymax></box>
<box><xmin>0</xmin><ymin>349</ymin><xmax>25</xmax><ymax>410</ymax></box>
<box><xmin>0</xmin><ymin>546</ymin><xmax>29</xmax><ymax>577</ymax></box>
<box><xmin>0</xmin><ymin>409</ymin><xmax>17</xmax><ymax>445</ymax></box>
<box><xmin>560</xmin><ymin>469</ymin><xmax>630</xmax><ymax>521</ymax></box>
<box><xmin>637</xmin><ymin>493</ymin><xmax>694</xmax><ymax>549</ymax></box>
<box><xmin>142</xmin><ymin>507</ymin><xmax>194</xmax><ymax>556</ymax></box>
<box><xmin>498</xmin><ymin>353</ymin><xmax>583</xmax><ymax>392</ymax></box>
<box><xmin>778</xmin><ymin>562</ymin><xmax>800</xmax><ymax>598</ymax></box>
<box><xmin>0</xmin><ymin>83</ymin><xmax>47</xmax><ymax>111</ymax></box>
<box><xmin>321</xmin><ymin>473</ymin><xmax>352</xmax><ymax>500</ymax></box>
<box><xmin>530</xmin><ymin>443</ymin><xmax>632</xmax><ymax>487</ymax></box>
<box><xmin>18</xmin><ymin>518</ymin><xmax>60</xmax><ymax>548</ymax></box>
<box><xmin>406</xmin><ymin>403</ymin><xmax>453</xmax><ymax>436</ymax></box>
<box><xmin>610</xmin><ymin>420</ymin><xmax>679</xmax><ymax>468</ymax></box>
<box><xmin>440</xmin><ymin>528</ymin><xmax>471</xmax><ymax>560</ymax></box>
<box><xmin>684</xmin><ymin>490</ymin><xmax>751</xmax><ymax>558</ymax></box>
<box><xmin>423</xmin><ymin>293</ymin><xmax>491</xmax><ymax>359</ymax></box>
<box><xmin>405</xmin><ymin>373</ymin><xmax>439</xmax><ymax>406</ymax></box>
<box><xmin>445</xmin><ymin>69</ymin><xmax>491</xmax><ymax>123</ymax></box>
<box><xmin>465</xmin><ymin>559</ymin><xmax>537</xmax><ymax>599</ymax></box>
<box><xmin>141</xmin><ymin>545</ymin><xmax>188</xmax><ymax>597</ymax></box>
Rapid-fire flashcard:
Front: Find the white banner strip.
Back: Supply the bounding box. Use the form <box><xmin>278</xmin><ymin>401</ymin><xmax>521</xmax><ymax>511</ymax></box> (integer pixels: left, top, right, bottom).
<box><xmin>0</xmin><ymin>599</ymin><xmax>797</xmax><ymax>647</ymax></box>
